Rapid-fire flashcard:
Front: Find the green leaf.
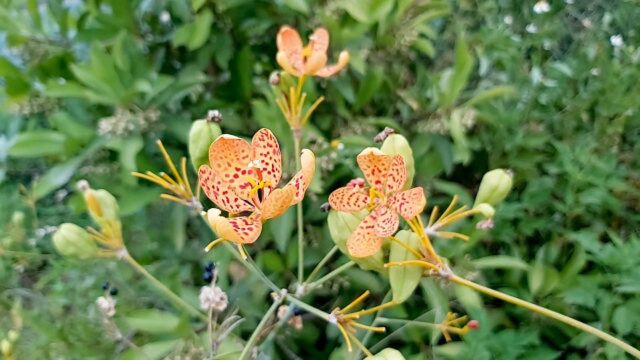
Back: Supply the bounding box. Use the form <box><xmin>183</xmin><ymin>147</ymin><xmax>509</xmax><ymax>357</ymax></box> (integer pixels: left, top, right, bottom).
<box><xmin>123</xmin><ymin>309</ymin><xmax>181</xmax><ymax>334</ymax></box>
<box><xmin>269</xmin><ymin>207</ymin><xmax>295</xmax><ymax>253</ymax></box>
<box><xmin>9</xmin><ymin>131</ymin><xmax>67</xmax><ymax>158</ymax></box>
<box><xmin>283</xmin><ymin>0</ymin><xmax>310</xmax><ymax>14</ymax></box>
<box><xmin>389</xmin><ymin>230</ymin><xmax>423</xmax><ymax>303</ymax></box>
<box><xmin>464</xmin><ymin>85</ymin><xmax>516</xmax><ymax>107</ymax></box>
<box><xmin>120</xmin><ymin>339</ymin><xmax>181</xmax><ymax>360</ymax></box>
<box><xmin>439</xmin><ymin>37</ymin><xmax>474</xmax><ymax>107</ymax></box>
<box><xmin>343</xmin><ymin>0</ymin><xmax>395</xmax><ymax>24</ymax></box>
<box><xmin>472</xmin><ymin>255</ymin><xmax>530</xmax><ymax>271</ymax></box>
<box><xmin>49</xmin><ymin>111</ymin><xmax>94</xmax><ymax>142</ymax></box>
<box><xmin>106</xmin><ymin>136</ymin><xmax>143</xmax><ymax>173</ymax></box>
<box><xmin>355</xmin><ymin>66</ymin><xmax>384</xmax><ymax>110</ymax></box>
<box><xmin>172</xmin><ymin>10</ymin><xmax>213</xmax><ymax>51</ymax></box>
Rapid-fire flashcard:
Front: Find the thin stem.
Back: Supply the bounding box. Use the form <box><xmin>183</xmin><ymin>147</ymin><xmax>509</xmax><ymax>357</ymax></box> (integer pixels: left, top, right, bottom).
<box><xmin>238</xmin><ymin>295</ymin><xmax>284</xmax><ymax>360</ymax></box>
<box><xmin>307</xmin><ymin>261</ymin><xmax>356</xmax><ymax>290</ymax></box>
<box><xmin>293</xmin><ymin>134</ymin><xmax>305</xmax><ymax>283</ymax></box>
<box><xmin>449</xmin><ymin>275</ymin><xmax>640</xmax><ymax>358</ymax></box>
<box><xmin>122</xmin><ymin>254</ymin><xmax>206</xmax><ymax>321</ymax></box>
<box><xmin>304</xmin><ymin>245</ymin><xmax>339</xmax><ymax>284</ymax></box>
<box><xmin>285</xmin><ymin>294</ymin><xmax>331</xmax><ymax>322</ymax></box>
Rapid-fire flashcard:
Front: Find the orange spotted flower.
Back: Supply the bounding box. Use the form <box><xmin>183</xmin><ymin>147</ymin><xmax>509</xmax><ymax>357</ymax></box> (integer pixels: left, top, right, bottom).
<box><xmin>198</xmin><ymin>129</ymin><xmax>315</xmax><ymax>255</ymax></box>
<box><xmin>328</xmin><ymin>148</ymin><xmax>426</xmax><ymax>257</ymax></box>
<box><xmin>276</xmin><ymin>26</ymin><xmax>349</xmax><ymax>78</ymax></box>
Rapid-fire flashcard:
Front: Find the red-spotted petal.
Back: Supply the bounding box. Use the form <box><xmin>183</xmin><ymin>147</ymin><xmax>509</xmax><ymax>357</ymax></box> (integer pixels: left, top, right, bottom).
<box><xmin>276</xmin><ymin>26</ymin><xmax>304</xmax><ymax>75</ymax></box>
<box><xmin>251</xmin><ymin>128</ymin><xmax>282</xmax><ymax>188</ymax></box>
<box><xmin>198</xmin><ymin>165</ymin><xmax>254</xmax><ymax>214</ymax></box>
<box><xmin>304</xmin><ymin>28</ymin><xmax>329</xmax><ymax>75</ymax></box>
<box><xmin>347</xmin><ymin>211</ymin><xmax>383</xmax><ymax>258</ymax></box>
<box><xmin>287</xmin><ymin>149</ymin><xmax>316</xmax><ymax>205</ymax></box>
<box><xmin>208</xmin><ymin>135</ymin><xmax>254</xmax><ymax>200</ymax></box>
<box><xmin>357</xmin><ymin>148</ymin><xmax>393</xmax><ymax>192</ymax></box>
<box><xmin>386</xmin><ymin>155</ymin><xmax>407</xmax><ymax>193</ymax></box>
<box><xmin>261</xmin><ymin>185</ymin><xmax>295</xmax><ymax>220</ymax></box>
<box><xmin>373</xmin><ymin>206</ymin><xmax>400</xmax><ymax>237</ymax></box>
<box><xmin>328</xmin><ymin>186</ymin><xmax>369</xmax><ymax>212</ymax></box>
<box><xmin>208</xmin><ymin>212</ymin><xmax>262</xmax><ymax>244</ymax></box>
<box><xmin>387</xmin><ymin>187</ymin><xmax>427</xmax><ymax>220</ymax></box>
<box><xmin>315</xmin><ymin>51</ymin><xmax>350</xmax><ymax>78</ymax></box>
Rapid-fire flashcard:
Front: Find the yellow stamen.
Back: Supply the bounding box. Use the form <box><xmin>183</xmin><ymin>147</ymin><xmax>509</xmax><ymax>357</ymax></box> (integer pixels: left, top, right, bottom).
<box><xmin>157</xmin><ymin>140</ymin><xmax>183</xmax><ymax>186</ymax></box>
<box><xmin>343</xmin><ymin>300</ymin><xmax>397</xmax><ymax>319</ymax></box>
<box><xmin>339</xmin><ymin>291</ymin><xmax>370</xmax><ymax>314</ymax></box>
<box><xmin>204</xmin><ymin>238</ymin><xmax>225</xmax><ymax>252</ymax></box>
<box><xmin>435</xmin><ymin>231</ymin><xmax>470</xmax><ymax>241</ymax></box>
<box><xmin>300</xmin><ymin>96</ymin><xmax>325</xmax><ymax>126</ymax></box>
<box><xmin>337</xmin><ymin>323</ymin><xmax>352</xmax><ymax>352</ymax></box>
<box><xmin>237</xmin><ymin>244</ymin><xmax>248</xmax><ymax>260</ymax></box>
<box><xmin>348</xmin><ymin>331</ymin><xmax>373</xmax><ymax>357</ymax></box>
<box><xmin>160</xmin><ymin>193</ymin><xmax>188</xmax><ymax>205</ymax></box>
<box><xmin>428</xmin><ymin>206</ymin><xmax>440</xmax><ymax>227</ymax></box>
<box><xmin>440</xmin><ymin>195</ymin><xmax>458</xmax><ymax>219</ymax></box>
<box><xmin>180</xmin><ymin>157</ymin><xmax>193</xmax><ymax>196</ymax></box>
<box><xmin>350</xmin><ymin>322</ymin><xmax>386</xmax><ymax>333</ymax></box>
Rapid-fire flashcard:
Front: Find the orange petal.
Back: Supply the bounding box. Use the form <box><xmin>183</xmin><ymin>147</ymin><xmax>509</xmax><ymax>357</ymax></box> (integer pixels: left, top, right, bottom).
<box><xmin>276</xmin><ymin>26</ymin><xmax>304</xmax><ymax>75</ymax></box>
<box><xmin>315</xmin><ymin>50</ymin><xmax>350</xmax><ymax>78</ymax></box>
<box><xmin>287</xmin><ymin>149</ymin><xmax>316</xmax><ymax>205</ymax></box>
<box><xmin>388</xmin><ymin>187</ymin><xmax>427</xmax><ymax>220</ymax></box>
<box><xmin>386</xmin><ymin>155</ymin><xmax>407</xmax><ymax>193</ymax></box>
<box><xmin>251</xmin><ymin>128</ymin><xmax>282</xmax><ymax>188</ymax></box>
<box><xmin>277</xmin><ymin>51</ymin><xmax>303</xmax><ymax>77</ymax></box>
<box><xmin>356</xmin><ymin>148</ymin><xmax>393</xmax><ymax>192</ymax></box>
<box><xmin>347</xmin><ymin>211</ymin><xmax>382</xmax><ymax>258</ymax></box>
<box><xmin>374</xmin><ymin>206</ymin><xmax>400</xmax><ymax>237</ymax></box>
<box><xmin>207</xmin><ymin>210</ymin><xmax>262</xmax><ymax>244</ymax></box>
<box><xmin>261</xmin><ymin>185</ymin><xmax>295</xmax><ymax>220</ymax></box>
<box><xmin>198</xmin><ymin>165</ymin><xmax>254</xmax><ymax>214</ymax></box>
<box><xmin>328</xmin><ymin>186</ymin><xmax>369</xmax><ymax>212</ymax></box>
<box><xmin>304</xmin><ymin>28</ymin><xmax>329</xmax><ymax>75</ymax></box>
<box><xmin>208</xmin><ymin>134</ymin><xmax>254</xmax><ymax>200</ymax></box>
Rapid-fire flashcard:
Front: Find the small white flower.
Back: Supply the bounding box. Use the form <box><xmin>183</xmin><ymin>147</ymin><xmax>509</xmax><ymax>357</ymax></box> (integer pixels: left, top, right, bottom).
<box><xmin>199</xmin><ymin>285</ymin><xmax>228</xmax><ymax>312</ymax></box>
<box><xmin>533</xmin><ymin>1</ymin><xmax>551</xmax><ymax>14</ymax></box>
<box><xmin>610</xmin><ymin>34</ymin><xmax>624</xmax><ymax>48</ymax></box>
<box><xmin>96</xmin><ymin>296</ymin><xmax>116</xmax><ymax>317</ymax></box>
<box><xmin>526</xmin><ymin>24</ymin><xmax>539</xmax><ymax>33</ymax></box>
<box><xmin>504</xmin><ymin>15</ymin><xmax>514</xmax><ymax>25</ymax></box>
<box><xmin>590</xmin><ymin>68</ymin><xmax>600</xmax><ymax>76</ymax></box>
<box><xmin>159</xmin><ymin>11</ymin><xmax>171</xmax><ymax>24</ymax></box>
<box><xmin>581</xmin><ymin>19</ymin><xmax>592</xmax><ymax>28</ymax></box>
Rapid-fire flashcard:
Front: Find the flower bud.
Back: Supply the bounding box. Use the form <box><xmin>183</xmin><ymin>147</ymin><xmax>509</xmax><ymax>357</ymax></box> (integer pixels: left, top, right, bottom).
<box><xmin>84</xmin><ymin>188</ymin><xmax>120</xmax><ymax>223</ymax></box>
<box><xmin>474</xmin><ymin>169</ymin><xmax>513</xmax><ymax>206</ymax></box>
<box><xmin>366</xmin><ymin>348</ymin><xmax>405</xmax><ymax>360</ymax></box>
<box><xmin>327</xmin><ymin>210</ymin><xmax>385</xmax><ymax>272</ymax></box>
<box><xmin>189</xmin><ymin>119</ymin><xmax>221</xmax><ymax>170</ymax></box>
<box><xmin>52</xmin><ymin>223</ymin><xmax>98</xmax><ymax>259</ymax></box>
<box><xmin>473</xmin><ymin>203</ymin><xmax>495</xmax><ymax>218</ymax></box>
<box><xmin>1</xmin><ymin>339</ymin><xmax>11</xmax><ymax>357</ymax></box>
<box><xmin>380</xmin><ymin>134</ymin><xmax>415</xmax><ymax>190</ymax></box>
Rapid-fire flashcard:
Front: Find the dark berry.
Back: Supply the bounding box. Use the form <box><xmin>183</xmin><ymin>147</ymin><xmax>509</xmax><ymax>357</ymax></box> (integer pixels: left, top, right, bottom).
<box><xmin>102</xmin><ymin>281</ymin><xmax>110</xmax><ymax>291</ymax></box>
<box><xmin>203</xmin><ymin>271</ymin><xmax>213</xmax><ymax>283</ymax></box>
<box><xmin>204</xmin><ymin>261</ymin><xmax>215</xmax><ymax>272</ymax></box>
<box><xmin>293</xmin><ymin>308</ymin><xmax>306</xmax><ymax>316</ymax></box>
<box><xmin>109</xmin><ymin>287</ymin><xmax>119</xmax><ymax>296</ymax></box>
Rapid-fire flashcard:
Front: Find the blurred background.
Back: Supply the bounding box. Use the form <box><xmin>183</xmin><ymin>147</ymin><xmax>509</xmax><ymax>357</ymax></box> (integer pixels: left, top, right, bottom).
<box><xmin>1</xmin><ymin>0</ymin><xmax>639</xmax><ymax>359</ymax></box>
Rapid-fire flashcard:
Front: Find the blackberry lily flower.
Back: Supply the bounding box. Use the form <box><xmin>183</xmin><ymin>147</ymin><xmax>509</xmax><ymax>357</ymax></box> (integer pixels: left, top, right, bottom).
<box><xmin>328</xmin><ymin>148</ymin><xmax>426</xmax><ymax>257</ymax></box>
<box><xmin>276</xmin><ymin>26</ymin><xmax>349</xmax><ymax>78</ymax></box>
<box><xmin>198</xmin><ymin>129</ymin><xmax>315</xmax><ymax>257</ymax></box>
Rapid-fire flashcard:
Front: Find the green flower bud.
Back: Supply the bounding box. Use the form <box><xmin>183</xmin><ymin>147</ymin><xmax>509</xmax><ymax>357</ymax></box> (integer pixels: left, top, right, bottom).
<box><xmin>1</xmin><ymin>339</ymin><xmax>11</xmax><ymax>356</ymax></box>
<box><xmin>380</xmin><ymin>134</ymin><xmax>415</xmax><ymax>190</ymax></box>
<box><xmin>473</xmin><ymin>203</ymin><xmax>495</xmax><ymax>218</ymax></box>
<box><xmin>474</xmin><ymin>169</ymin><xmax>513</xmax><ymax>206</ymax></box>
<box><xmin>366</xmin><ymin>348</ymin><xmax>406</xmax><ymax>360</ymax></box>
<box><xmin>189</xmin><ymin>119</ymin><xmax>221</xmax><ymax>170</ymax></box>
<box><xmin>388</xmin><ymin>230</ymin><xmax>422</xmax><ymax>303</ymax></box>
<box><xmin>327</xmin><ymin>210</ymin><xmax>385</xmax><ymax>273</ymax></box>
<box><xmin>52</xmin><ymin>223</ymin><xmax>98</xmax><ymax>259</ymax></box>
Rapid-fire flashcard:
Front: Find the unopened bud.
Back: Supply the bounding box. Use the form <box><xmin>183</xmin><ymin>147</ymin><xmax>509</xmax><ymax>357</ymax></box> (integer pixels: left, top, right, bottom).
<box><xmin>380</xmin><ymin>134</ymin><xmax>415</xmax><ymax>190</ymax></box>
<box><xmin>189</xmin><ymin>119</ymin><xmax>221</xmax><ymax>170</ymax></box>
<box><xmin>269</xmin><ymin>71</ymin><xmax>281</xmax><ymax>86</ymax></box>
<box><xmin>1</xmin><ymin>339</ymin><xmax>11</xmax><ymax>356</ymax></box>
<box><xmin>83</xmin><ymin>188</ymin><xmax>119</xmax><ymax>223</ymax></box>
<box><xmin>468</xmin><ymin>320</ymin><xmax>480</xmax><ymax>329</ymax></box>
<box><xmin>474</xmin><ymin>169</ymin><xmax>513</xmax><ymax>206</ymax></box>
<box><xmin>52</xmin><ymin>223</ymin><xmax>98</xmax><ymax>259</ymax></box>
<box><xmin>206</xmin><ymin>109</ymin><xmax>223</xmax><ymax>123</ymax></box>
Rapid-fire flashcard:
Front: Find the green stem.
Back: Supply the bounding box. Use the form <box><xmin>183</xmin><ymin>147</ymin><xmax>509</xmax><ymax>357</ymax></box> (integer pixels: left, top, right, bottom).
<box><xmin>122</xmin><ymin>253</ymin><xmax>206</xmax><ymax>321</ymax></box>
<box><xmin>293</xmin><ymin>133</ymin><xmax>305</xmax><ymax>283</ymax></box>
<box><xmin>238</xmin><ymin>294</ymin><xmax>284</xmax><ymax>360</ymax></box>
<box><xmin>307</xmin><ymin>261</ymin><xmax>356</xmax><ymax>290</ymax></box>
<box><xmin>304</xmin><ymin>245</ymin><xmax>339</xmax><ymax>284</ymax></box>
<box><xmin>449</xmin><ymin>274</ymin><xmax>640</xmax><ymax>358</ymax></box>
<box><xmin>285</xmin><ymin>294</ymin><xmax>332</xmax><ymax>322</ymax></box>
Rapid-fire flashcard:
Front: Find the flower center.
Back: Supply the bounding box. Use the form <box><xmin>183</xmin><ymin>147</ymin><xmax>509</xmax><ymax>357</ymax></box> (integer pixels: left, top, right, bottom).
<box><xmin>367</xmin><ymin>187</ymin><xmax>386</xmax><ymax>210</ymax></box>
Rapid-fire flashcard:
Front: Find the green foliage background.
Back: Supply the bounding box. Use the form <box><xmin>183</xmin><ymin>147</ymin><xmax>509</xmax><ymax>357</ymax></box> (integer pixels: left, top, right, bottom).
<box><xmin>1</xmin><ymin>0</ymin><xmax>640</xmax><ymax>359</ymax></box>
